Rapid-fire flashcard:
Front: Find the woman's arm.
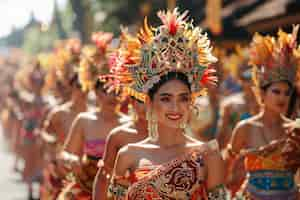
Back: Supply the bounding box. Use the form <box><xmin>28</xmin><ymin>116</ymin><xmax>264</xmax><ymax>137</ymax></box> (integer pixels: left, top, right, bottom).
<box><xmin>62</xmin><ymin>114</ymin><xmax>85</xmax><ymax>157</ymax></box>
<box><xmin>216</xmin><ymin>104</ymin><xmax>232</xmax><ymax>150</ymax></box>
<box><xmin>93</xmin><ymin>132</ymin><xmax>119</xmax><ymax>200</ymax></box>
<box><xmin>93</xmin><ymin>131</ymin><xmax>126</xmax><ymax>200</ymax></box>
<box><xmin>205</xmin><ymin>146</ymin><xmax>229</xmax><ymax>199</ymax></box>
<box><xmin>110</xmin><ymin>145</ymin><xmax>135</xmax><ymax>200</ymax></box>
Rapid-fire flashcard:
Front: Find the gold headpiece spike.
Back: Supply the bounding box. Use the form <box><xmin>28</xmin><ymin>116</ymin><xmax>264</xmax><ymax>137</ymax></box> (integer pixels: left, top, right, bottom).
<box><xmin>138</xmin><ymin>17</ymin><xmax>153</xmax><ymax>44</ymax></box>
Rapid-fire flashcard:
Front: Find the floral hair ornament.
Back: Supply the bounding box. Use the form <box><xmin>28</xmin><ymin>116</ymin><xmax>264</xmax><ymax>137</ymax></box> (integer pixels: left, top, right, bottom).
<box><xmin>225</xmin><ymin>45</ymin><xmax>252</xmax><ymax>81</ymax></box>
<box><xmin>249</xmin><ymin>25</ymin><xmax>300</xmax><ymax>88</ymax></box>
<box><xmin>100</xmin><ymin>8</ymin><xmax>218</xmax><ymax>102</ymax></box>
<box><xmin>78</xmin><ymin>32</ymin><xmax>113</xmax><ymax>92</ymax></box>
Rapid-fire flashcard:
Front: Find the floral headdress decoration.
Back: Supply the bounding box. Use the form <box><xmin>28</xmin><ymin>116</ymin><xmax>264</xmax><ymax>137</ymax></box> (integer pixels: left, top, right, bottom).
<box><xmin>100</xmin><ymin>8</ymin><xmax>218</xmax><ymax>102</ymax></box>
<box><xmin>225</xmin><ymin>46</ymin><xmax>252</xmax><ymax>81</ymax></box>
<box><xmin>249</xmin><ymin>25</ymin><xmax>300</xmax><ymax>88</ymax></box>
<box><xmin>79</xmin><ymin>32</ymin><xmax>113</xmax><ymax>91</ymax></box>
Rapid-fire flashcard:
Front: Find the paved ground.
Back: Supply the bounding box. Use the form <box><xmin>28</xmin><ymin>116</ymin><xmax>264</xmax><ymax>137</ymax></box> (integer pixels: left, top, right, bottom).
<box><xmin>0</xmin><ymin>126</ymin><xmax>28</xmax><ymax>200</ymax></box>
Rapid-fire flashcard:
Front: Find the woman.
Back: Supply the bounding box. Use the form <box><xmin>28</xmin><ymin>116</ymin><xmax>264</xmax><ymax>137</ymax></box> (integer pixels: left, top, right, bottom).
<box><xmin>57</xmin><ymin>80</ymin><xmax>119</xmax><ymax>199</ymax></box>
<box><xmin>16</xmin><ymin>61</ymin><xmax>46</xmax><ymax>200</ymax></box>
<box><xmin>92</xmin><ymin>28</ymin><xmax>149</xmax><ymax>200</ymax></box>
<box><xmin>56</xmin><ymin>32</ymin><xmax>122</xmax><ymax>199</ymax></box>
<box><xmin>217</xmin><ymin>47</ymin><xmax>259</xmax><ymax>150</ymax></box>
<box><xmin>102</xmin><ymin>8</ymin><xmax>228</xmax><ymax>199</ymax></box>
<box><xmin>217</xmin><ymin>48</ymin><xmax>259</xmax><ymax>195</ymax></box>
<box><xmin>40</xmin><ymin>45</ymin><xmax>87</xmax><ymax>200</ymax></box>
<box><xmin>228</xmin><ymin>26</ymin><xmax>300</xmax><ymax>199</ymax></box>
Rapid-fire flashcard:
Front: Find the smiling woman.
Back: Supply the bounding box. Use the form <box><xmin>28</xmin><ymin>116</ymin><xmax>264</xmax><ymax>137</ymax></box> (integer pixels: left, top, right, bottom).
<box><xmin>99</xmin><ymin>7</ymin><xmax>229</xmax><ymax>200</ymax></box>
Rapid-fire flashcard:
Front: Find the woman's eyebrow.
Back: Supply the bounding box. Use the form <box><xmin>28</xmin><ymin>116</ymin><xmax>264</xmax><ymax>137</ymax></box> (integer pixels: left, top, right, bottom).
<box><xmin>159</xmin><ymin>92</ymin><xmax>190</xmax><ymax>97</ymax></box>
<box><xmin>159</xmin><ymin>93</ymin><xmax>172</xmax><ymax>97</ymax></box>
<box><xmin>179</xmin><ymin>92</ymin><xmax>189</xmax><ymax>96</ymax></box>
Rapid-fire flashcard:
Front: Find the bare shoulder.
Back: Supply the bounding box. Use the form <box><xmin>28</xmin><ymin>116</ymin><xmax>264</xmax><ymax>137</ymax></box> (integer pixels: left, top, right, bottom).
<box><xmin>233</xmin><ymin>114</ymin><xmax>261</xmax><ymax>135</ymax></box>
<box><xmin>106</xmin><ymin>122</ymin><xmax>141</xmax><ymax>149</ymax></box>
<box><xmin>110</xmin><ymin>121</ymin><xmax>137</xmax><ymax>135</ymax></box>
<box><xmin>75</xmin><ymin>111</ymin><xmax>98</xmax><ymax>124</ymax></box>
<box><xmin>114</xmin><ymin>143</ymin><xmax>138</xmax><ymax>173</ymax></box>
<box><xmin>46</xmin><ymin>105</ymin><xmax>67</xmax><ymax>122</ymax></box>
<box><xmin>230</xmin><ymin>114</ymin><xmax>262</xmax><ymax>151</ymax></box>
<box><xmin>52</xmin><ymin>102</ymin><xmax>73</xmax><ymax>116</ymax></box>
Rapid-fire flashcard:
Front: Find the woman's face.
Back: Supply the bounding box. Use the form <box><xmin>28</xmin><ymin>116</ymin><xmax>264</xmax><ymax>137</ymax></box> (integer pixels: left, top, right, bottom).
<box><xmin>151</xmin><ymin>79</ymin><xmax>191</xmax><ymax>129</ymax></box>
<box><xmin>262</xmin><ymin>81</ymin><xmax>292</xmax><ymax>114</ymax></box>
<box><xmin>72</xmin><ymin>82</ymin><xmax>87</xmax><ymax>100</ymax></box>
<box><xmin>95</xmin><ymin>88</ymin><xmax>117</xmax><ymax>108</ymax></box>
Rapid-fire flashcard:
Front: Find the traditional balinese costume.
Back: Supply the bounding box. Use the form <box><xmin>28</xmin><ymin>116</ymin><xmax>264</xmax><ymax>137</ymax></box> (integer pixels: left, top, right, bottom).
<box><xmin>231</xmin><ymin>25</ymin><xmax>300</xmax><ymax>200</ymax></box>
<box><xmin>40</xmin><ymin>39</ymin><xmax>82</xmax><ymax>200</ymax></box>
<box><xmin>57</xmin><ymin>32</ymin><xmax>113</xmax><ymax>200</ymax></box>
<box><xmin>100</xmin><ymin>8</ymin><xmax>229</xmax><ymax>200</ymax></box>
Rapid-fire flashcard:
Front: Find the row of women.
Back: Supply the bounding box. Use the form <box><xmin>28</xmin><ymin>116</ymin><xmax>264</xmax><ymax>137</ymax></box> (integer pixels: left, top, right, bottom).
<box><xmin>2</xmin><ymin>8</ymin><xmax>300</xmax><ymax>200</ymax></box>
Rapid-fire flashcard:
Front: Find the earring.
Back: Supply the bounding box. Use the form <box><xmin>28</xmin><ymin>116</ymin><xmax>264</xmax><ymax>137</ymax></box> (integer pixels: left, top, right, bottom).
<box><xmin>128</xmin><ymin>104</ymin><xmax>138</xmax><ymax>122</ymax></box>
<box><xmin>180</xmin><ymin>122</ymin><xmax>187</xmax><ymax>129</ymax></box>
<box><xmin>183</xmin><ymin>124</ymin><xmax>193</xmax><ymax>136</ymax></box>
<box><xmin>146</xmin><ymin>110</ymin><xmax>158</xmax><ymax>141</ymax></box>
<box><xmin>180</xmin><ymin>122</ymin><xmax>193</xmax><ymax>136</ymax></box>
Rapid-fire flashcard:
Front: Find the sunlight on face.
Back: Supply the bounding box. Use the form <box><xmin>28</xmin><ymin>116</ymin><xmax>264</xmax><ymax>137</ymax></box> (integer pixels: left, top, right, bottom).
<box><xmin>262</xmin><ymin>81</ymin><xmax>292</xmax><ymax>115</ymax></box>
<box><xmin>151</xmin><ymin>79</ymin><xmax>191</xmax><ymax>129</ymax></box>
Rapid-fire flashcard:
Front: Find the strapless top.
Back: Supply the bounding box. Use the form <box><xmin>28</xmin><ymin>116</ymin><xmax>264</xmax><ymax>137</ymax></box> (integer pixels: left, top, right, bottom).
<box><xmin>84</xmin><ymin>139</ymin><xmax>106</xmax><ymax>158</ymax></box>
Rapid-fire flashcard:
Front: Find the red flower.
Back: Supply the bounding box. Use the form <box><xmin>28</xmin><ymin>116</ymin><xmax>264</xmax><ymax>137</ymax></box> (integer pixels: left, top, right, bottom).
<box><xmin>200</xmin><ymin>68</ymin><xmax>217</xmax><ymax>86</ymax></box>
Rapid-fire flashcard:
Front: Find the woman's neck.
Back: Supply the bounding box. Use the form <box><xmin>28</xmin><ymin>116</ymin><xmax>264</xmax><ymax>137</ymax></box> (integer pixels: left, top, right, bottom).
<box><xmin>136</xmin><ymin>118</ymin><xmax>148</xmax><ymax>136</ymax></box>
<box><xmin>261</xmin><ymin>109</ymin><xmax>282</xmax><ymax>126</ymax></box>
<box><xmin>70</xmin><ymin>99</ymin><xmax>87</xmax><ymax>113</ymax></box>
<box><xmin>155</xmin><ymin>124</ymin><xmax>186</xmax><ymax>148</ymax></box>
<box><xmin>101</xmin><ymin>105</ymin><xmax>117</xmax><ymax>118</ymax></box>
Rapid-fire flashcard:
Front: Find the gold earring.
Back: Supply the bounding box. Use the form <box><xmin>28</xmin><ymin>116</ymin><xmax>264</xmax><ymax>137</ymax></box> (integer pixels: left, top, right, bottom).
<box><xmin>180</xmin><ymin>122</ymin><xmax>187</xmax><ymax>129</ymax></box>
<box><xmin>128</xmin><ymin>104</ymin><xmax>138</xmax><ymax>122</ymax></box>
<box><xmin>146</xmin><ymin>110</ymin><xmax>158</xmax><ymax>141</ymax></box>
<box><xmin>183</xmin><ymin>124</ymin><xmax>193</xmax><ymax>136</ymax></box>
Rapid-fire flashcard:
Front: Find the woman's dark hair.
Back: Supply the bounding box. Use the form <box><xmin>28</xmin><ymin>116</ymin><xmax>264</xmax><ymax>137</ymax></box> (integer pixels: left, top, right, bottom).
<box><xmin>287</xmin><ymin>88</ymin><xmax>297</xmax><ymax>117</ymax></box>
<box><xmin>148</xmin><ymin>71</ymin><xmax>191</xmax><ymax>100</ymax></box>
<box><xmin>69</xmin><ymin>73</ymin><xmax>81</xmax><ymax>89</ymax></box>
<box><xmin>261</xmin><ymin>80</ymin><xmax>297</xmax><ymax>117</ymax></box>
<box><xmin>94</xmin><ymin>79</ymin><xmax>105</xmax><ymax>91</ymax></box>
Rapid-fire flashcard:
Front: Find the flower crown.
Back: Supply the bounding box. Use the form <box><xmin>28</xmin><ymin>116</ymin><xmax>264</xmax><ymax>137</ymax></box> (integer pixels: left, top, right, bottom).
<box><xmin>100</xmin><ymin>8</ymin><xmax>218</xmax><ymax>102</ymax></box>
<box><xmin>225</xmin><ymin>46</ymin><xmax>252</xmax><ymax>80</ymax></box>
<box><xmin>79</xmin><ymin>32</ymin><xmax>113</xmax><ymax>91</ymax></box>
<box><xmin>249</xmin><ymin>25</ymin><xmax>300</xmax><ymax>88</ymax></box>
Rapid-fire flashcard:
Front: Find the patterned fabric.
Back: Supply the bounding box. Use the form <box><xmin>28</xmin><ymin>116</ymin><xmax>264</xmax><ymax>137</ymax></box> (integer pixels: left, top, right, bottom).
<box><xmin>84</xmin><ymin>139</ymin><xmax>106</xmax><ymax>158</ymax></box>
<box><xmin>58</xmin><ymin>138</ymin><xmax>105</xmax><ymax>199</ymax></box>
<box><xmin>57</xmin><ymin>182</ymin><xmax>91</xmax><ymax>200</ymax></box>
<box><xmin>208</xmin><ymin>185</ymin><xmax>229</xmax><ymax>200</ymax></box>
<box><xmin>21</xmin><ymin>109</ymin><xmax>43</xmax><ymax>143</ymax></box>
<box><xmin>110</xmin><ymin>150</ymin><xmax>229</xmax><ymax>200</ymax></box>
<box><xmin>244</xmin><ymin>151</ymin><xmax>285</xmax><ymax>172</ymax></box>
<box><xmin>40</xmin><ymin>163</ymin><xmax>64</xmax><ymax>200</ymax></box>
<box><xmin>241</xmin><ymin>151</ymin><xmax>298</xmax><ymax>199</ymax></box>
<box><xmin>57</xmin><ymin>156</ymin><xmax>100</xmax><ymax>200</ymax></box>
<box><xmin>76</xmin><ymin>155</ymin><xmax>101</xmax><ymax>192</ymax></box>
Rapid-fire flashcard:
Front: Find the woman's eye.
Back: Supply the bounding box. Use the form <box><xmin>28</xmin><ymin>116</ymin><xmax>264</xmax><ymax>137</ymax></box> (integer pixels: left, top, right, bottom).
<box><xmin>271</xmin><ymin>89</ymin><xmax>280</xmax><ymax>95</ymax></box>
<box><xmin>180</xmin><ymin>96</ymin><xmax>189</xmax><ymax>102</ymax></box>
<box><xmin>160</xmin><ymin>97</ymin><xmax>170</xmax><ymax>102</ymax></box>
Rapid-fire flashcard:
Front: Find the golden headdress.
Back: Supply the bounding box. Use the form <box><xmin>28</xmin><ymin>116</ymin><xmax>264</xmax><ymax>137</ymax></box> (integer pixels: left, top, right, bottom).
<box><xmin>79</xmin><ymin>32</ymin><xmax>113</xmax><ymax>91</ymax></box>
<box><xmin>100</xmin><ymin>8</ymin><xmax>218</xmax><ymax>102</ymax></box>
<box><xmin>53</xmin><ymin>38</ymin><xmax>82</xmax><ymax>84</ymax></box>
<box><xmin>225</xmin><ymin>46</ymin><xmax>251</xmax><ymax>81</ymax></box>
<box><xmin>249</xmin><ymin>25</ymin><xmax>300</xmax><ymax>88</ymax></box>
